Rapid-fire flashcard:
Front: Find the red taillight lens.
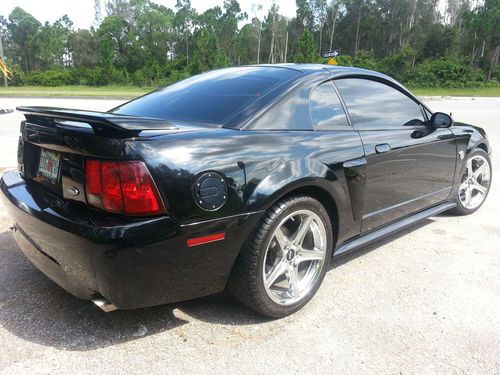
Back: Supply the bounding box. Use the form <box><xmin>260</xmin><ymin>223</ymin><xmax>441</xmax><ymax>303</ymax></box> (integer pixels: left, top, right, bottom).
<box><xmin>101</xmin><ymin>161</ymin><xmax>123</xmax><ymax>213</ymax></box>
<box><xmin>119</xmin><ymin>161</ymin><xmax>163</xmax><ymax>215</ymax></box>
<box><xmin>85</xmin><ymin>159</ymin><xmax>166</xmax><ymax>216</ymax></box>
<box><xmin>85</xmin><ymin>159</ymin><xmax>103</xmax><ymax>207</ymax></box>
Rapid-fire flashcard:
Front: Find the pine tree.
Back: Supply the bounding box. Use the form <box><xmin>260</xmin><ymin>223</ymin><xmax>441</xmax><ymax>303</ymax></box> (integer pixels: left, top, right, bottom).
<box><xmin>295</xmin><ymin>29</ymin><xmax>318</xmax><ymax>63</ymax></box>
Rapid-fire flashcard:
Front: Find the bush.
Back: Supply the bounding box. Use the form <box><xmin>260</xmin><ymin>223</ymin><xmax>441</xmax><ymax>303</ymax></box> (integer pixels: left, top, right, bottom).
<box><xmin>379</xmin><ymin>47</ymin><xmax>417</xmax><ymax>81</ymax></box>
<box><xmin>25</xmin><ymin>69</ymin><xmax>75</xmax><ymax>86</ymax></box>
<box><xmin>352</xmin><ymin>50</ymin><xmax>378</xmax><ymax>71</ymax></box>
<box><xmin>70</xmin><ymin>67</ymin><xmax>107</xmax><ymax>86</ymax></box>
<box><xmin>405</xmin><ymin>57</ymin><xmax>485</xmax><ymax>87</ymax></box>
<box><xmin>336</xmin><ymin>55</ymin><xmax>353</xmax><ymax>66</ymax></box>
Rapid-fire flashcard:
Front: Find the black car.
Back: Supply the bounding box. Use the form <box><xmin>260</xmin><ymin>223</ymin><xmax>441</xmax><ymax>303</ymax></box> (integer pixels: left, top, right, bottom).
<box><xmin>0</xmin><ymin>64</ymin><xmax>492</xmax><ymax>318</ymax></box>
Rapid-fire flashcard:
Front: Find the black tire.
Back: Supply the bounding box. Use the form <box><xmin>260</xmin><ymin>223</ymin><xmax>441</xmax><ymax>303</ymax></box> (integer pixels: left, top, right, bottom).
<box><xmin>229</xmin><ymin>195</ymin><xmax>333</xmax><ymax>318</ymax></box>
<box><xmin>450</xmin><ymin>148</ymin><xmax>492</xmax><ymax>215</ymax></box>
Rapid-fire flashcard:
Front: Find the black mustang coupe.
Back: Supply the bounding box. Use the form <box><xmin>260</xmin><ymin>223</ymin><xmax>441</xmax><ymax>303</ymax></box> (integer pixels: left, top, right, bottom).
<box><xmin>0</xmin><ymin>64</ymin><xmax>492</xmax><ymax>317</ymax></box>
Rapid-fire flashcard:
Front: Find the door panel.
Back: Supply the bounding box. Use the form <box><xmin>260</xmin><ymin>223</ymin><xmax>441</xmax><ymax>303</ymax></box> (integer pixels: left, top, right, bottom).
<box><xmin>359</xmin><ymin>127</ymin><xmax>456</xmax><ymax>231</ymax></box>
<box><xmin>334</xmin><ymin>77</ymin><xmax>457</xmax><ymax>233</ymax></box>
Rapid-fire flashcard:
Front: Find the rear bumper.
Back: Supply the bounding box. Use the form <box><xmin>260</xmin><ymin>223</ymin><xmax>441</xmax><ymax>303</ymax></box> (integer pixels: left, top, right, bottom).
<box><xmin>1</xmin><ymin>171</ymin><xmax>261</xmax><ymax>309</ymax></box>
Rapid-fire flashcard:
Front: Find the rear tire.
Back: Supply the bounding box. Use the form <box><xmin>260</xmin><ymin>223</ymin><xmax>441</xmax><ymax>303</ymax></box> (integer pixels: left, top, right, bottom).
<box><xmin>229</xmin><ymin>196</ymin><xmax>333</xmax><ymax>318</ymax></box>
<box><xmin>450</xmin><ymin>148</ymin><xmax>492</xmax><ymax>215</ymax></box>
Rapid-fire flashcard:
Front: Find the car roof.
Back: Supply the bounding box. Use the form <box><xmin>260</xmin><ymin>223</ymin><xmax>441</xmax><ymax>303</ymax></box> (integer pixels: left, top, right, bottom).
<box><xmin>246</xmin><ymin>63</ymin><xmax>398</xmax><ymax>83</ymax></box>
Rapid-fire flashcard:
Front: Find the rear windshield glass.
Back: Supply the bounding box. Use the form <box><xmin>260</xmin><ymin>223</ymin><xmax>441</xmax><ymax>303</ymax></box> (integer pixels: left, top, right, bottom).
<box><xmin>111</xmin><ymin>67</ymin><xmax>299</xmax><ymax>124</ymax></box>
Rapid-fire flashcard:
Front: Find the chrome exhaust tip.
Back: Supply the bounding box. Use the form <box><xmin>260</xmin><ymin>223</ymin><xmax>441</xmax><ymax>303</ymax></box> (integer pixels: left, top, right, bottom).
<box><xmin>91</xmin><ymin>296</ymin><xmax>118</xmax><ymax>312</ymax></box>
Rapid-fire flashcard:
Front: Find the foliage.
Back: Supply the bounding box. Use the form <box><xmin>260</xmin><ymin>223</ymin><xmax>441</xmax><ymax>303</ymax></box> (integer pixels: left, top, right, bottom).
<box><xmin>0</xmin><ymin>0</ymin><xmax>498</xmax><ymax>88</ymax></box>
<box><xmin>405</xmin><ymin>57</ymin><xmax>486</xmax><ymax>87</ymax></box>
<box><xmin>294</xmin><ymin>30</ymin><xmax>320</xmax><ymax>63</ymax></box>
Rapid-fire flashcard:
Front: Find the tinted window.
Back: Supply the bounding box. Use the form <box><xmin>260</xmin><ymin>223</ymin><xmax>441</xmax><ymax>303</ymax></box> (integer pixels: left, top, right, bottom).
<box><xmin>310</xmin><ymin>81</ymin><xmax>349</xmax><ymax>129</ymax></box>
<box><xmin>112</xmin><ymin>67</ymin><xmax>299</xmax><ymax>124</ymax></box>
<box><xmin>335</xmin><ymin>78</ymin><xmax>425</xmax><ymax>129</ymax></box>
<box><xmin>250</xmin><ymin>83</ymin><xmax>312</xmax><ymax>130</ymax></box>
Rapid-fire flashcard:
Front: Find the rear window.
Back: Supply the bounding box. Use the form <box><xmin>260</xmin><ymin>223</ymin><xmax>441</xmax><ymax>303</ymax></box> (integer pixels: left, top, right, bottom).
<box><xmin>111</xmin><ymin>67</ymin><xmax>299</xmax><ymax>124</ymax></box>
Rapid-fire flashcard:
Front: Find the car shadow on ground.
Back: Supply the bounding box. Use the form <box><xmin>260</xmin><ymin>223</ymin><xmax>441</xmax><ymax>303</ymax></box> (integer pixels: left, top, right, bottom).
<box><xmin>0</xmin><ymin>218</ymin><xmax>434</xmax><ymax>351</ymax></box>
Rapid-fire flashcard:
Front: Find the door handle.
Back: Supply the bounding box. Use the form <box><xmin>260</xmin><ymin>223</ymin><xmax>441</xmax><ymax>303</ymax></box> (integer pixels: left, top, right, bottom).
<box><xmin>375</xmin><ymin>143</ymin><xmax>391</xmax><ymax>154</ymax></box>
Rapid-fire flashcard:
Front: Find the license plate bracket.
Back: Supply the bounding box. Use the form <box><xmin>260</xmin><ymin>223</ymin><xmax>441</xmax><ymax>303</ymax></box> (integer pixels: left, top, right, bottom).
<box><xmin>37</xmin><ymin>149</ymin><xmax>61</xmax><ymax>183</ymax></box>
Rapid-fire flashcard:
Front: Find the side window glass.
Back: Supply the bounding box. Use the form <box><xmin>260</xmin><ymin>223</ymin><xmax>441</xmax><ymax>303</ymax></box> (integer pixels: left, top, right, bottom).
<box><xmin>310</xmin><ymin>81</ymin><xmax>349</xmax><ymax>129</ymax></box>
<box><xmin>335</xmin><ymin>78</ymin><xmax>425</xmax><ymax>129</ymax></box>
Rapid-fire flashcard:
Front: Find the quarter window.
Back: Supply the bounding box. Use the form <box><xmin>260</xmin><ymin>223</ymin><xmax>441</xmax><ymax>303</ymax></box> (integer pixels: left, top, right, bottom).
<box><xmin>310</xmin><ymin>81</ymin><xmax>349</xmax><ymax>129</ymax></box>
<box><xmin>335</xmin><ymin>78</ymin><xmax>425</xmax><ymax>129</ymax></box>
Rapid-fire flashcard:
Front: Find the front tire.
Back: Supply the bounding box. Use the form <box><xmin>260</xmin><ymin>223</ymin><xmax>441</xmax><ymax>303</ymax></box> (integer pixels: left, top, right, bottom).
<box><xmin>451</xmin><ymin>148</ymin><xmax>492</xmax><ymax>215</ymax></box>
<box><xmin>229</xmin><ymin>196</ymin><xmax>333</xmax><ymax>318</ymax></box>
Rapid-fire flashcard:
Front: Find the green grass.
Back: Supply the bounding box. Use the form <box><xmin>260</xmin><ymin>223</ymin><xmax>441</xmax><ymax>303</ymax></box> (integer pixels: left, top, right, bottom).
<box><xmin>410</xmin><ymin>86</ymin><xmax>500</xmax><ymax>97</ymax></box>
<box><xmin>0</xmin><ymin>85</ymin><xmax>151</xmax><ymax>98</ymax></box>
<box><xmin>0</xmin><ymin>85</ymin><xmax>499</xmax><ymax>98</ymax></box>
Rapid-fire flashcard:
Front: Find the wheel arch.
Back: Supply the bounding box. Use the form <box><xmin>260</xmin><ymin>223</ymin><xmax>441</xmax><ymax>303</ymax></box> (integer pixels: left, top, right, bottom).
<box><xmin>270</xmin><ymin>184</ymin><xmax>340</xmax><ymax>246</ymax></box>
<box><xmin>476</xmin><ymin>142</ymin><xmax>489</xmax><ymax>153</ymax></box>
<box><xmin>244</xmin><ymin>158</ymin><xmax>360</xmax><ymax>247</ymax></box>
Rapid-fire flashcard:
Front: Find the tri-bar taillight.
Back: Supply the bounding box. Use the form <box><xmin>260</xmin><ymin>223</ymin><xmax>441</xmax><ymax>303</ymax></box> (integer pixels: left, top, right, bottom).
<box><xmin>85</xmin><ymin>159</ymin><xmax>166</xmax><ymax>216</ymax></box>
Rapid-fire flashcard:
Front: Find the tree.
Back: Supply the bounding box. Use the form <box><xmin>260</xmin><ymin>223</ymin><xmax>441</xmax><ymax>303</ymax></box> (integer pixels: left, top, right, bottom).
<box><xmin>97</xmin><ymin>15</ymin><xmax>128</xmax><ymax>82</ymax></box>
<box><xmin>295</xmin><ymin>29</ymin><xmax>318</xmax><ymax>62</ymax></box>
<box><xmin>36</xmin><ymin>16</ymin><xmax>73</xmax><ymax>69</ymax></box>
<box><xmin>7</xmin><ymin>7</ymin><xmax>41</xmax><ymax>71</ymax></box>
<box><xmin>174</xmin><ymin>0</ymin><xmax>195</xmax><ymax>65</ymax></box>
<box><xmin>69</xmin><ymin>30</ymin><xmax>99</xmax><ymax>68</ymax></box>
<box><xmin>189</xmin><ymin>29</ymin><xmax>229</xmax><ymax>74</ymax></box>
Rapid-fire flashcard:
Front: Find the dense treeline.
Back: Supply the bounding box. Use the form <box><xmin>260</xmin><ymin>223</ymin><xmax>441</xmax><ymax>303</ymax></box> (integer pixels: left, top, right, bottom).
<box><xmin>0</xmin><ymin>0</ymin><xmax>498</xmax><ymax>87</ymax></box>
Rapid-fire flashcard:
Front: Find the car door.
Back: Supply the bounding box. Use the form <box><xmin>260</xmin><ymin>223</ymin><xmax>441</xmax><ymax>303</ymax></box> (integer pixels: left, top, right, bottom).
<box><xmin>334</xmin><ymin>77</ymin><xmax>457</xmax><ymax>233</ymax></box>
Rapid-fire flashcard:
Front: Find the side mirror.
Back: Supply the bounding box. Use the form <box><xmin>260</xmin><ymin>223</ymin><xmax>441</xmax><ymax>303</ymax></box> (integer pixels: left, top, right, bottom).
<box><xmin>430</xmin><ymin>112</ymin><xmax>453</xmax><ymax>128</ymax></box>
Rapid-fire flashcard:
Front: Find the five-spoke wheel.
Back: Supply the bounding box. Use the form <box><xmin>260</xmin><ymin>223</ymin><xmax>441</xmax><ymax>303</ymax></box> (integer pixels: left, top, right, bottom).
<box><xmin>453</xmin><ymin>149</ymin><xmax>491</xmax><ymax>215</ymax></box>
<box><xmin>230</xmin><ymin>196</ymin><xmax>333</xmax><ymax>318</ymax></box>
<box><xmin>458</xmin><ymin>154</ymin><xmax>491</xmax><ymax>210</ymax></box>
<box><xmin>263</xmin><ymin>210</ymin><xmax>327</xmax><ymax>305</ymax></box>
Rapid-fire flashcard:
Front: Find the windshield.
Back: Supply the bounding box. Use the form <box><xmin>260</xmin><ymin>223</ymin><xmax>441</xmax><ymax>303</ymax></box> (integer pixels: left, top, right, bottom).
<box><xmin>111</xmin><ymin>67</ymin><xmax>299</xmax><ymax>125</ymax></box>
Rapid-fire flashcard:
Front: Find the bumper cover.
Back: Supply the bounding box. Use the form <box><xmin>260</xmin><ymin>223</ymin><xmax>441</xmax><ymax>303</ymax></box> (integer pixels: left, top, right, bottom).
<box><xmin>1</xmin><ymin>171</ymin><xmax>260</xmax><ymax>309</ymax></box>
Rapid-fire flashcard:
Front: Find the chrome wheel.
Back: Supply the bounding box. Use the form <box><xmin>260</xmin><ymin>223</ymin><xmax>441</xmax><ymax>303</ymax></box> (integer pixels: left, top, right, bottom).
<box><xmin>262</xmin><ymin>209</ymin><xmax>327</xmax><ymax>306</ymax></box>
<box><xmin>459</xmin><ymin>154</ymin><xmax>491</xmax><ymax>210</ymax></box>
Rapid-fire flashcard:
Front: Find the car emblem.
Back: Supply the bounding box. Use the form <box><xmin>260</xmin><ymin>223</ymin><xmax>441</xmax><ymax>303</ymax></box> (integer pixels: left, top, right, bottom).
<box><xmin>458</xmin><ymin>151</ymin><xmax>465</xmax><ymax>160</ymax></box>
<box><xmin>66</xmin><ymin>186</ymin><xmax>80</xmax><ymax>196</ymax></box>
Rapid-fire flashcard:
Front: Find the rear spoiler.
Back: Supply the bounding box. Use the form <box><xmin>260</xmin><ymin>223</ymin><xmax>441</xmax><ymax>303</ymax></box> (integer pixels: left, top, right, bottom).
<box><xmin>17</xmin><ymin>106</ymin><xmax>177</xmax><ymax>136</ymax></box>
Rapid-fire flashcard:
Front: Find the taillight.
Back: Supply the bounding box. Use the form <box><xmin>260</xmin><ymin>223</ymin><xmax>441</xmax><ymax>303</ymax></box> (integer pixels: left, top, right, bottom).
<box><xmin>85</xmin><ymin>159</ymin><xmax>166</xmax><ymax>216</ymax></box>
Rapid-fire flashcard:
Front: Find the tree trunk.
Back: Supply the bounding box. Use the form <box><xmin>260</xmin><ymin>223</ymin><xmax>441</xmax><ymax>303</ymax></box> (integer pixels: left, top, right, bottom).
<box><xmin>269</xmin><ymin>32</ymin><xmax>275</xmax><ymax>63</ymax></box>
<box><xmin>284</xmin><ymin>31</ymin><xmax>288</xmax><ymax>63</ymax></box>
<box><xmin>471</xmin><ymin>31</ymin><xmax>477</xmax><ymax>66</ymax></box>
<box><xmin>186</xmin><ymin>33</ymin><xmax>189</xmax><ymax>65</ymax></box>
<box><xmin>24</xmin><ymin>50</ymin><xmax>29</xmax><ymax>72</ymax></box>
<box><xmin>488</xmin><ymin>46</ymin><xmax>499</xmax><ymax>81</ymax></box>
<box><xmin>0</xmin><ymin>35</ymin><xmax>7</xmax><ymax>87</ymax></box>
<box><xmin>329</xmin><ymin>7</ymin><xmax>337</xmax><ymax>51</ymax></box>
<box><xmin>319</xmin><ymin>28</ymin><xmax>322</xmax><ymax>54</ymax></box>
<box><xmin>257</xmin><ymin>25</ymin><xmax>261</xmax><ymax>64</ymax></box>
<box><xmin>354</xmin><ymin>1</ymin><xmax>362</xmax><ymax>58</ymax></box>
<box><xmin>268</xmin><ymin>11</ymin><xmax>276</xmax><ymax>64</ymax></box>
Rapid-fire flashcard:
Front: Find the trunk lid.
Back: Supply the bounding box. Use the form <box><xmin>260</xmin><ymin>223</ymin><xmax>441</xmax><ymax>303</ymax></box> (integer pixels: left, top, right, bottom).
<box><xmin>16</xmin><ymin>106</ymin><xmax>201</xmax><ymax>206</ymax></box>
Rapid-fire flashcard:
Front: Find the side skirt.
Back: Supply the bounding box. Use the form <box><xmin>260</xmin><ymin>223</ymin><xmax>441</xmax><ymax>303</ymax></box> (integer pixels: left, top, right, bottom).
<box><xmin>333</xmin><ymin>201</ymin><xmax>457</xmax><ymax>258</ymax></box>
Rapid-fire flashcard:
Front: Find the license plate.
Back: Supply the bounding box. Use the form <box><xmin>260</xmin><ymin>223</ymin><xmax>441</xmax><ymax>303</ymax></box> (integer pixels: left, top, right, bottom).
<box><xmin>38</xmin><ymin>149</ymin><xmax>61</xmax><ymax>182</ymax></box>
